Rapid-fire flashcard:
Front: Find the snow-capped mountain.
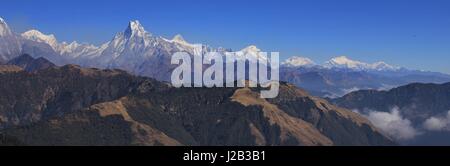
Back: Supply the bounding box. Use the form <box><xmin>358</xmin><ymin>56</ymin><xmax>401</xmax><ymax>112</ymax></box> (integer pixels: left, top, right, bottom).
<box><xmin>1</xmin><ymin>16</ymin><xmax>450</xmax><ymax>98</ymax></box>
<box><xmin>1</xmin><ymin>18</ymin><xmax>215</xmax><ymax>80</ymax></box>
<box><xmin>0</xmin><ymin>17</ymin><xmax>21</xmax><ymax>62</ymax></box>
<box><xmin>282</xmin><ymin>56</ymin><xmax>316</xmax><ymax>67</ymax></box>
<box><xmin>235</xmin><ymin>45</ymin><xmax>268</xmax><ymax>62</ymax></box>
<box><xmin>323</xmin><ymin>56</ymin><xmax>399</xmax><ymax>71</ymax></box>
<box><xmin>0</xmin><ymin>17</ymin><xmax>12</xmax><ymax>36</ymax></box>
<box><xmin>59</xmin><ymin>41</ymin><xmax>105</xmax><ymax>59</ymax></box>
<box><xmin>163</xmin><ymin>34</ymin><xmax>205</xmax><ymax>56</ymax></box>
<box><xmin>21</xmin><ymin>29</ymin><xmax>104</xmax><ymax>61</ymax></box>
<box><xmin>279</xmin><ymin>56</ymin><xmax>450</xmax><ymax>98</ymax></box>
<box><xmin>21</xmin><ymin>30</ymin><xmax>59</xmax><ymax>50</ymax></box>
<box><xmin>2</xmin><ymin>17</ymin><xmax>300</xmax><ymax>76</ymax></box>
<box><xmin>281</xmin><ymin>56</ymin><xmax>400</xmax><ymax>72</ymax></box>
<box><xmin>76</xmin><ymin>20</ymin><xmax>192</xmax><ymax>79</ymax></box>
<box><xmin>280</xmin><ymin>55</ymin><xmax>450</xmax><ymax>97</ymax></box>
<box><xmin>239</xmin><ymin>45</ymin><xmax>261</xmax><ymax>56</ymax></box>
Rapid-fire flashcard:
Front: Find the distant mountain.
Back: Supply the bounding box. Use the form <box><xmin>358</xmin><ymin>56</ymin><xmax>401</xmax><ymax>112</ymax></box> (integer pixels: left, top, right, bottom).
<box><xmin>21</xmin><ymin>30</ymin><xmax>59</xmax><ymax>50</ymax></box>
<box><xmin>323</xmin><ymin>56</ymin><xmax>400</xmax><ymax>71</ymax></box>
<box><xmin>84</xmin><ymin>20</ymin><xmax>188</xmax><ymax>81</ymax></box>
<box><xmin>281</xmin><ymin>55</ymin><xmax>401</xmax><ymax>72</ymax></box>
<box><xmin>281</xmin><ymin>56</ymin><xmax>315</xmax><ymax>67</ymax></box>
<box><xmin>332</xmin><ymin>82</ymin><xmax>450</xmax><ymax>122</ymax></box>
<box><xmin>1</xmin><ymin>17</ymin><xmax>450</xmax><ymax>98</ymax></box>
<box><xmin>0</xmin><ymin>60</ymin><xmax>394</xmax><ymax>145</ymax></box>
<box><xmin>280</xmin><ymin>56</ymin><xmax>450</xmax><ymax>97</ymax></box>
<box><xmin>20</xmin><ymin>29</ymin><xmax>103</xmax><ymax>66</ymax></box>
<box><xmin>331</xmin><ymin>82</ymin><xmax>450</xmax><ymax>144</ymax></box>
<box><xmin>7</xmin><ymin>54</ymin><xmax>55</xmax><ymax>72</ymax></box>
<box><xmin>0</xmin><ymin>18</ymin><xmax>69</xmax><ymax>65</ymax></box>
<box><xmin>16</xmin><ymin>20</ymin><xmax>228</xmax><ymax>81</ymax></box>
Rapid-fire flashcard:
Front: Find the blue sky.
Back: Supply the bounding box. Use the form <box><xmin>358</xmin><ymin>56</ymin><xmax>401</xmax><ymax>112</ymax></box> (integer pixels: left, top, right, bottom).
<box><xmin>1</xmin><ymin>0</ymin><xmax>450</xmax><ymax>73</ymax></box>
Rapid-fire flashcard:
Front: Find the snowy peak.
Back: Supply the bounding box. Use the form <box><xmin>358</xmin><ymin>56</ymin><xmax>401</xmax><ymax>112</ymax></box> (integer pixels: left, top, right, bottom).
<box><xmin>370</xmin><ymin>61</ymin><xmax>399</xmax><ymax>71</ymax></box>
<box><xmin>124</xmin><ymin>20</ymin><xmax>149</xmax><ymax>38</ymax></box>
<box><xmin>21</xmin><ymin>30</ymin><xmax>58</xmax><ymax>49</ymax></box>
<box><xmin>236</xmin><ymin>45</ymin><xmax>268</xmax><ymax>61</ymax></box>
<box><xmin>104</xmin><ymin>20</ymin><xmax>154</xmax><ymax>57</ymax></box>
<box><xmin>240</xmin><ymin>45</ymin><xmax>261</xmax><ymax>53</ymax></box>
<box><xmin>239</xmin><ymin>45</ymin><xmax>261</xmax><ymax>57</ymax></box>
<box><xmin>325</xmin><ymin>56</ymin><xmax>365</xmax><ymax>69</ymax></box>
<box><xmin>0</xmin><ymin>17</ymin><xmax>12</xmax><ymax>36</ymax></box>
<box><xmin>328</xmin><ymin>56</ymin><xmax>360</xmax><ymax>65</ymax></box>
<box><xmin>282</xmin><ymin>56</ymin><xmax>315</xmax><ymax>67</ymax></box>
<box><xmin>0</xmin><ymin>17</ymin><xmax>21</xmax><ymax>62</ymax></box>
<box><xmin>282</xmin><ymin>55</ymin><xmax>399</xmax><ymax>71</ymax></box>
<box><xmin>324</xmin><ymin>56</ymin><xmax>399</xmax><ymax>71</ymax></box>
<box><xmin>172</xmin><ymin>34</ymin><xmax>186</xmax><ymax>43</ymax></box>
<box><xmin>21</xmin><ymin>29</ymin><xmax>102</xmax><ymax>59</ymax></box>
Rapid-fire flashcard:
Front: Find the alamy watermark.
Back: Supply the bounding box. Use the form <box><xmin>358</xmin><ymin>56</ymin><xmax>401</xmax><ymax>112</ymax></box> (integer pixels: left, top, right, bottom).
<box><xmin>170</xmin><ymin>50</ymin><xmax>280</xmax><ymax>98</ymax></box>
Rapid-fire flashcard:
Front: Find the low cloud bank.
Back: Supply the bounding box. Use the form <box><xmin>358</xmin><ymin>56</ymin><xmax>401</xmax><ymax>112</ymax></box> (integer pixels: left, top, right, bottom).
<box><xmin>355</xmin><ymin>107</ymin><xmax>419</xmax><ymax>141</ymax></box>
<box><xmin>354</xmin><ymin>107</ymin><xmax>450</xmax><ymax>142</ymax></box>
<box><xmin>423</xmin><ymin>111</ymin><xmax>450</xmax><ymax>131</ymax></box>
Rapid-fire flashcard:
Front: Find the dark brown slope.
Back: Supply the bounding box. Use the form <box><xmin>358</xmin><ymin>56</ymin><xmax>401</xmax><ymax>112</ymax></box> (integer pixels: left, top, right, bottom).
<box><xmin>0</xmin><ymin>64</ymin><xmax>395</xmax><ymax>146</ymax></box>
<box><xmin>7</xmin><ymin>54</ymin><xmax>56</xmax><ymax>72</ymax></box>
<box><xmin>0</xmin><ymin>64</ymin><xmax>153</xmax><ymax>129</ymax></box>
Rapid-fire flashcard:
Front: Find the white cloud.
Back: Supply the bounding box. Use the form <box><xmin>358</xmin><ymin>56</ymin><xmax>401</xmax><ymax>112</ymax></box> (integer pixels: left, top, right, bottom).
<box><xmin>423</xmin><ymin>111</ymin><xmax>450</xmax><ymax>131</ymax></box>
<box><xmin>356</xmin><ymin>108</ymin><xmax>450</xmax><ymax>142</ymax></box>
<box><xmin>360</xmin><ymin>107</ymin><xmax>419</xmax><ymax>141</ymax></box>
<box><xmin>423</xmin><ymin>117</ymin><xmax>447</xmax><ymax>131</ymax></box>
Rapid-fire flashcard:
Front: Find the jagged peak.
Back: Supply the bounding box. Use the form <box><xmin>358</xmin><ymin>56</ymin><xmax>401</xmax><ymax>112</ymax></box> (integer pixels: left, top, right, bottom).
<box><xmin>128</xmin><ymin>20</ymin><xmax>143</xmax><ymax>30</ymax></box>
<box><xmin>22</xmin><ymin>29</ymin><xmax>56</xmax><ymax>39</ymax></box>
<box><xmin>371</xmin><ymin>61</ymin><xmax>399</xmax><ymax>71</ymax></box>
<box><xmin>21</xmin><ymin>29</ymin><xmax>58</xmax><ymax>48</ymax></box>
<box><xmin>0</xmin><ymin>17</ymin><xmax>12</xmax><ymax>36</ymax></box>
<box><xmin>172</xmin><ymin>34</ymin><xmax>186</xmax><ymax>43</ymax></box>
<box><xmin>325</xmin><ymin>56</ymin><xmax>399</xmax><ymax>71</ymax></box>
<box><xmin>240</xmin><ymin>45</ymin><xmax>261</xmax><ymax>53</ymax></box>
<box><xmin>325</xmin><ymin>56</ymin><xmax>366</xmax><ymax>69</ymax></box>
<box><xmin>124</xmin><ymin>20</ymin><xmax>149</xmax><ymax>38</ymax></box>
<box><xmin>328</xmin><ymin>56</ymin><xmax>360</xmax><ymax>64</ymax></box>
<box><xmin>235</xmin><ymin>45</ymin><xmax>268</xmax><ymax>61</ymax></box>
<box><xmin>282</xmin><ymin>56</ymin><xmax>316</xmax><ymax>67</ymax></box>
<box><xmin>0</xmin><ymin>17</ymin><xmax>5</xmax><ymax>24</ymax></box>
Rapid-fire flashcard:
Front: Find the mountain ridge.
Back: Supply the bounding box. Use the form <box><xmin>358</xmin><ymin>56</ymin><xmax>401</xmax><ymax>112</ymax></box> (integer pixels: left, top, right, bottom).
<box><xmin>6</xmin><ymin>54</ymin><xmax>56</xmax><ymax>72</ymax></box>
<box><xmin>0</xmin><ymin>57</ymin><xmax>395</xmax><ymax>145</ymax></box>
<box><xmin>0</xmin><ymin>17</ymin><xmax>437</xmax><ymax>74</ymax></box>
<box><xmin>1</xmin><ymin>17</ymin><xmax>450</xmax><ymax>98</ymax></box>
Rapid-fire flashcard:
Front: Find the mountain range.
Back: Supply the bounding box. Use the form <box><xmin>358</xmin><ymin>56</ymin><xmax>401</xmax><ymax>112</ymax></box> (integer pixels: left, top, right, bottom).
<box><xmin>281</xmin><ymin>56</ymin><xmax>450</xmax><ymax>97</ymax></box>
<box><xmin>0</xmin><ymin>55</ymin><xmax>394</xmax><ymax>145</ymax></box>
<box><xmin>2</xmin><ymin>17</ymin><xmax>450</xmax><ymax>145</ymax></box>
<box><xmin>1</xmin><ymin>17</ymin><xmax>449</xmax><ymax>97</ymax></box>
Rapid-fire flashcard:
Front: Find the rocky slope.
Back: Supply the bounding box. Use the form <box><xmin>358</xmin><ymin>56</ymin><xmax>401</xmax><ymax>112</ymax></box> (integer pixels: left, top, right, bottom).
<box><xmin>0</xmin><ymin>65</ymin><xmax>22</xmax><ymax>73</ymax></box>
<box><xmin>0</xmin><ymin>62</ymin><xmax>394</xmax><ymax>146</ymax></box>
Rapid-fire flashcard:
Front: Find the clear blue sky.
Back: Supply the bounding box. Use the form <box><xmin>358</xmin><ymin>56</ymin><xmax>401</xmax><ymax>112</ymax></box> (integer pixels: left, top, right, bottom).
<box><xmin>1</xmin><ymin>0</ymin><xmax>449</xmax><ymax>73</ymax></box>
